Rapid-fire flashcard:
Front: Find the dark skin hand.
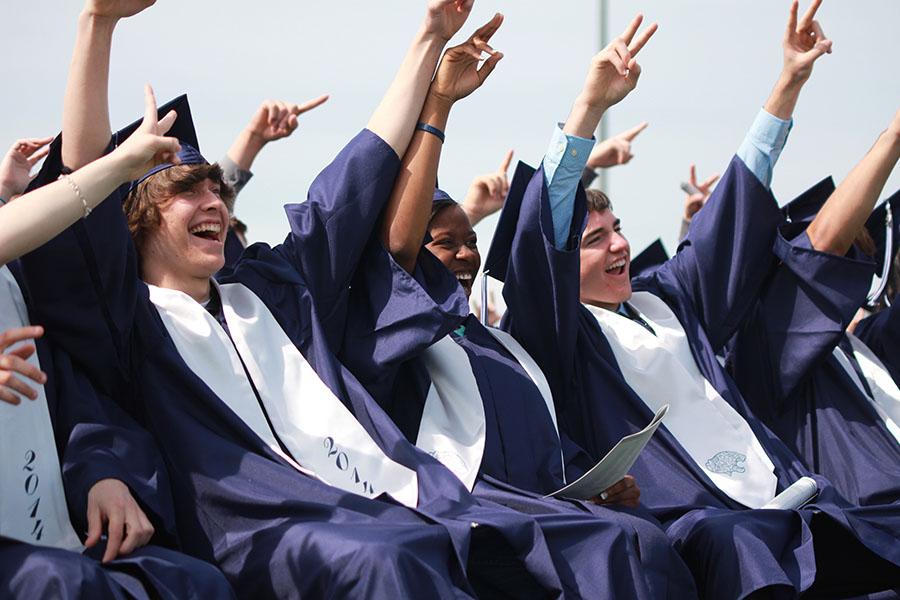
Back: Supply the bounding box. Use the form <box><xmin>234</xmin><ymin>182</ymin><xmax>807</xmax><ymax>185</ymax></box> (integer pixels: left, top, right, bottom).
<box><xmin>591</xmin><ymin>475</ymin><xmax>640</xmax><ymax>508</ymax></box>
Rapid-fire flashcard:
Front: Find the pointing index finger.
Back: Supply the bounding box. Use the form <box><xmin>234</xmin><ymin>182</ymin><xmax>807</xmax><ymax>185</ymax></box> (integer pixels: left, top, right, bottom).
<box><xmin>620</xmin><ymin>121</ymin><xmax>649</xmax><ymax>141</ymax></box>
<box><xmin>294</xmin><ymin>94</ymin><xmax>330</xmax><ymax>115</ymax></box>
<box><xmin>143</xmin><ymin>84</ymin><xmax>159</xmax><ymax>128</ymax></box>
<box><xmin>498</xmin><ymin>149</ymin><xmax>514</xmax><ymax>174</ymax></box>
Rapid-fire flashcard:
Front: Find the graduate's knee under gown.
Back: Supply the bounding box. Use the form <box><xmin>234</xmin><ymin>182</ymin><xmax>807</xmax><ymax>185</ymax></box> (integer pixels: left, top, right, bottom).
<box><xmin>21</xmin><ymin>125</ymin><xmax>580</xmax><ymax>599</ymax></box>
<box><xmin>491</xmin><ymin>158</ymin><xmax>900</xmax><ymax>599</ymax></box>
<box><xmin>726</xmin><ymin>178</ymin><xmax>900</xmax><ymax>506</ymax></box>
<box><xmin>339</xmin><ymin>231</ymin><xmax>698</xmax><ymax>599</ymax></box>
<box><xmin>0</xmin><ymin>263</ymin><xmax>234</xmax><ymax>599</ymax></box>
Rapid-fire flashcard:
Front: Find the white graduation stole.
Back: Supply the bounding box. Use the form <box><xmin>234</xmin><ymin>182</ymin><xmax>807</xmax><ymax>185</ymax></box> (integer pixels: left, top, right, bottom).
<box><xmin>148</xmin><ymin>281</ymin><xmax>418</xmax><ymax>507</ymax></box>
<box><xmin>585</xmin><ymin>292</ymin><xmax>778</xmax><ymax>508</ymax></box>
<box><xmin>0</xmin><ymin>266</ymin><xmax>84</xmax><ymax>551</ymax></box>
<box><xmin>832</xmin><ymin>335</ymin><xmax>900</xmax><ymax>444</ymax></box>
<box><xmin>417</xmin><ymin>327</ymin><xmax>565</xmax><ymax>491</ymax></box>
<box><xmin>417</xmin><ymin>334</ymin><xmax>486</xmax><ymax>491</ymax></box>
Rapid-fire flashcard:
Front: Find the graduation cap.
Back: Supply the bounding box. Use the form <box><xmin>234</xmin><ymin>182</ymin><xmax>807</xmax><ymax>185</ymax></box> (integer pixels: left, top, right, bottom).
<box><xmin>112</xmin><ymin>94</ymin><xmax>207</xmax><ymax>186</ymax></box>
<box><xmin>781</xmin><ymin>176</ymin><xmax>836</xmax><ymax>223</ymax></box>
<box><xmin>864</xmin><ymin>188</ymin><xmax>899</xmax><ymax>306</ymax></box>
<box><xmin>781</xmin><ymin>176</ymin><xmax>899</xmax><ymax>306</ymax></box>
<box><xmin>482</xmin><ymin>161</ymin><xmax>538</xmax><ymax>283</ymax></box>
<box><xmin>630</xmin><ymin>239</ymin><xmax>670</xmax><ymax>278</ymax></box>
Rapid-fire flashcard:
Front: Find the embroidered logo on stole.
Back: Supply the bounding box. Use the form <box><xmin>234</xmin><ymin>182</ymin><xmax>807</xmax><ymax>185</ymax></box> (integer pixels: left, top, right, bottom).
<box><xmin>834</xmin><ymin>335</ymin><xmax>900</xmax><ymax>443</ymax></box>
<box><xmin>149</xmin><ymin>281</ymin><xmax>419</xmax><ymax>507</ymax></box>
<box><xmin>0</xmin><ymin>267</ymin><xmax>83</xmax><ymax>551</ymax></box>
<box><xmin>705</xmin><ymin>451</ymin><xmax>748</xmax><ymax>476</ymax></box>
<box><xmin>585</xmin><ymin>292</ymin><xmax>778</xmax><ymax>508</ymax></box>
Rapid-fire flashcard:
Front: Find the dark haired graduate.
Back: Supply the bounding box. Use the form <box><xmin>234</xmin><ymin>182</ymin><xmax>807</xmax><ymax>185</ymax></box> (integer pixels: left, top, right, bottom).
<box><xmin>490</xmin><ymin>1</ymin><xmax>900</xmax><ymax>597</ymax></box>
<box><xmin>341</xmin><ymin>13</ymin><xmax>698</xmax><ymax>600</ymax></box>
<box><xmin>0</xmin><ymin>88</ymin><xmax>233</xmax><ymax>598</ymax></box>
<box><xmin>18</xmin><ymin>0</ymin><xmax>587</xmax><ymax>598</ymax></box>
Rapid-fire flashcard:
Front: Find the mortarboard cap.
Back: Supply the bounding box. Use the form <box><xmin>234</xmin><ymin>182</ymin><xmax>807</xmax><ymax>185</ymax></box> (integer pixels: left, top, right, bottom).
<box><xmin>781</xmin><ymin>176</ymin><xmax>836</xmax><ymax>223</ymax></box>
<box><xmin>864</xmin><ymin>188</ymin><xmax>899</xmax><ymax>306</ymax></box>
<box><xmin>433</xmin><ymin>188</ymin><xmax>455</xmax><ymax>205</ymax></box>
<box><xmin>630</xmin><ymin>238</ymin><xmax>670</xmax><ymax>278</ymax></box>
<box><xmin>482</xmin><ymin>161</ymin><xmax>537</xmax><ymax>282</ymax></box>
<box><xmin>113</xmin><ymin>94</ymin><xmax>207</xmax><ymax>186</ymax></box>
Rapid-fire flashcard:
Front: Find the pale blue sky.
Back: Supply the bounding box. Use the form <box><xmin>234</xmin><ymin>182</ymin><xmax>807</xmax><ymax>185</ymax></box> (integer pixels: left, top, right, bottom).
<box><xmin>2</xmin><ymin>1</ymin><xmax>898</xmax><ymax>255</ymax></box>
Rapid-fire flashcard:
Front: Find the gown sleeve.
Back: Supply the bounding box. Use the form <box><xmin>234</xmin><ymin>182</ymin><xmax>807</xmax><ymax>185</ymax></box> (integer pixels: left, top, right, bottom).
<box><xmin>268</xmin><ymin>130</ymin><xmax>401</xmax><ymax>318</ymax></box>
<box><xmin>51</xmin><ymin>346</ymin><xmax>178</xmax><ymax>546</ymax></box>
<box><xmin>727</xmin><ymin>223</ymin><xmax>875</xmax><ymax>416</ymax></box>
<box><xmin>19</xmin><ymin>135</ymin><xmax>139</xmax><ymax>396</ymax></box>
<box><xmin>647</xmin><ymin>156</ymin><xmax>784</xmax><ymax>351</ymax></box>
<box><xmin>499</xmin><ymin>163</ymin><xmax>588</xmax><ymax>408</ymax></box>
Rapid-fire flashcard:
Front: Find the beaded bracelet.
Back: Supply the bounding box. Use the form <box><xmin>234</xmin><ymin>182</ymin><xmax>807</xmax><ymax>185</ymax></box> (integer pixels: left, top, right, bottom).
<box><xmin>59</xmin><ymin>173</ymin><xmax>91</xmax><ymax>218</ymax></box>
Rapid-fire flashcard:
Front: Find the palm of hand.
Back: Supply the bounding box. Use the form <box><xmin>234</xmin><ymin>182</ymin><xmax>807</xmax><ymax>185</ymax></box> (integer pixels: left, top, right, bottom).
<box><xmin>0</xmin><ymin>152</ymin><xmax>33</xmax><ymax>196</ymax></box>
<box><xmin>433</xmin><ymin>50</ymin><xmax>483</xmax><ymax>102</ymax></box>
<box><xmin>86</xmin><ymin>0</ymin><xmax>155</xmax><ymax>19</ymax></box>
<box><xmin>587</xmin><ymin>56</ymin><xmax>638</xmax><ymax>110</ymax></box>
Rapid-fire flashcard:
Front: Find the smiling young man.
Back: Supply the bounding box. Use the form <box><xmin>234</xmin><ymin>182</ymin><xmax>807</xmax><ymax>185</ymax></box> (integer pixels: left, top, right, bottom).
<box><xmin>490</xmin><ymin>2</ymin><xmax>900</xmax><ymax>597</ymax></box>
<box><xmin>18</xmin><ymin>1</ymin><xmax>588</xmax><ymax>598</ymax></box>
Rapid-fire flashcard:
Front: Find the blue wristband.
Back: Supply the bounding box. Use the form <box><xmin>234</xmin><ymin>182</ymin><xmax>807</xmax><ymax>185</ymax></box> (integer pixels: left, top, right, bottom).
<box><xmin>416</xmin><ymin>122</ymin><xmax>446</xmax><ymax>143</ymax></box>
<box><xmin>0</xmin><ymin>197</ymin><xmax>6</xmax><ymax>206</ymax></box>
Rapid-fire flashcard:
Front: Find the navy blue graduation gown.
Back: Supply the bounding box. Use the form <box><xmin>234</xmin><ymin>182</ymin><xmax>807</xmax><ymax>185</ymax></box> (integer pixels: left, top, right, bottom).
<box><xmin>498</xmin><ymin>158</ymin><xmax>900</xmax><ymax>598</ymax></box>
<box><xmin>342</xmin><ymin>242</ymin><xmax>699</xmax><ymax>599</ymax></box>
<box><xmin>856</xmin><ymin>295</ymin><xmax>900</xmax><ymax>385</ymax></box>
<box><xmin>1</xmin><ymin>265</ymin><xmax>234</xmax><ymax>599</ymax></box>
<box><xmin>20</xmin><ymin>131</ymin><xmax>567</xmax><ymax>599</ymax></box>
<box><xmin>726</xmin><ymin>225</ymin><xmax>900</xmax><ymax>505</ymax></box>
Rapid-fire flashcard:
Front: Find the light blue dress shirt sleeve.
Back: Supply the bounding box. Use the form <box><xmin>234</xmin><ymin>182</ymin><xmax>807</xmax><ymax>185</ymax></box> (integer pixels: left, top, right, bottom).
<box><xmin>542</xmin><ymin>124</ymin><xmax>595</xmax><ymax>250</ymax></box>
<box><xmin>736</xmin><ymin>109</ymin><xmax>793</xmax><ymax>189</ymax></box>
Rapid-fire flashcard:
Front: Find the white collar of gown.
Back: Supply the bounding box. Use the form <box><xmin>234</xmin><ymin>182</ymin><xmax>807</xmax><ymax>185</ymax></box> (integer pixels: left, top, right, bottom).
<box><xmin>833</xmin><ymin>334</ymin><xmax>900</xmax><ymax>444</ymax></box>
<box><xmin>585</xmin><ymin>291</ymin><xmax>777</xmax><ymax>508</ymax></box>
<box><xmin>0</xmin><ymin>265</ymin><xmax>83</xmax><ymax>550</ymax></box>
<box><xmin>417</xmin><ymin>326</ymin><xmax>564</xmax><ymax>491</ymax></box>
<box><xmin>148</xmin><ymin>280</ymin><xmax>418</xmax><ymax>507</ymax></box>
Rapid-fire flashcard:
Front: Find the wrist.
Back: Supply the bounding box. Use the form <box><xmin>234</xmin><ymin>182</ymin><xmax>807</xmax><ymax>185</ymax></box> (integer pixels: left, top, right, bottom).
<box><xmin>79</xmin><ymin>10</ymin><xmax>119</xmax><ymax>33</ymax></box>
<box><xmin>764</xmin><ymin>74</ymin><xmax>804</xmax><ymax>121</ymax></box>
<box><xmin>564</xmin><ymin>97</ymin><xmax>606</xmax><ymax>139</ymax></box>
<box><xmin>227</xmin><ymin>130</ymin><xmax>266</xmax><ymax>172</ymax></box>
<box><xmin>461</xmin><ymin>200</ymin><xmax>485</xmax><ymax>226</ymax></box>
<box><xmin>419</xmin><ymin>94</ymin><xmax>452</xmax><ymax>131</ymax></box>
<box><xmin>415</xmin><ymin>25</ymin><xmax>451</xmax><ymax>50</ymax></box>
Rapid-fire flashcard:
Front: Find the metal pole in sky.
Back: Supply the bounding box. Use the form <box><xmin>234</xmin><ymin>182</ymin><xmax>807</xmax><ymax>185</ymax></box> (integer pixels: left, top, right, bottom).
<box><xmin>597</xmin><ymin>0</ymin><xmax>610</xmax><ymax>192</ymax></box>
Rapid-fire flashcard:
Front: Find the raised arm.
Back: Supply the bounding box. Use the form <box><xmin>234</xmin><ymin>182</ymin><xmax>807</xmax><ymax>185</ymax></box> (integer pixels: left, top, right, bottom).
<box><xmin>546</xmin><ymin>15</ymin><xmax>657</xmax><ymax>249</ymax></box>
<box><xmin>366</xmin><ymin>0</ymin><xmax>474</xmax><ymax>158</ymax></box>
<box><xmin>0</xmin><ymin>86</ymin><xmax>180</xmax><ymax>265</ymax></box>
<box><xmin>62</xmin><ymin>0</ymin><xmax>156</xmax><ymax>169</ymax></box>
<box><xmin>806</xmin><ymin>112</ymin><xmax>900</xmax><ymax>255</ymax></box>
<box><xmin>736</xmin><ymin>0</ymin><xmax>832</xmax><ymax>188</ymax></box>
<box><xmin>381</xmin><ymin>14</ymin><xmax>504</xmax><ymax>273</ymax></box>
